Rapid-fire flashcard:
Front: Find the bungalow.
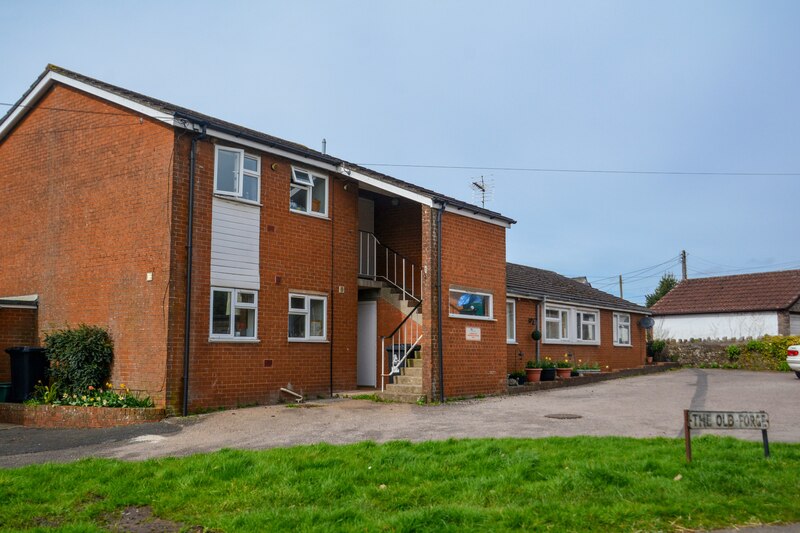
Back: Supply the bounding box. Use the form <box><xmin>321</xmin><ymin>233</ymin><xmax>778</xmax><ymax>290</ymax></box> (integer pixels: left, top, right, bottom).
<box><xmin>651</xmin><ymin>270</ymin><xmax>800</xmax><ymax>340</ymax></box>
<box><xmin>0</xmin><ymin>65</ymin><xmax>515</xmax><ymax>413</ymax></box>
<box><xmin>506</xmin><ymin>263</ymin><xmax>651</xmax><ymax>372</ymax></box>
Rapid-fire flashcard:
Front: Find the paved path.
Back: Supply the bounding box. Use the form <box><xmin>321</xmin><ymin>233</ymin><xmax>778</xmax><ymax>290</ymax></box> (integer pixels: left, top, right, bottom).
<box><xmin>2</xmin><ymin>369</ymin><xmax>798</xmax><ymax>468</ymax></box>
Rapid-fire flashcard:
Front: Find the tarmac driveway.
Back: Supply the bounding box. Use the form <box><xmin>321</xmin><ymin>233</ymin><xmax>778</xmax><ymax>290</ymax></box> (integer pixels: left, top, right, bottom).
<box><xmin>2</xmin><ymin>368</ymin><xmax>798</xmax><ymax>468</ymax></box>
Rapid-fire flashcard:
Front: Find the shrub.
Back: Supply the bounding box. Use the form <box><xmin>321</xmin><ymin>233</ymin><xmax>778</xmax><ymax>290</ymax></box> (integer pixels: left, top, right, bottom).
<box><xmin>27</xmin><ymin>382</ymin><xmax>153</xmax><ymax>408</ymax></box>
<box><xmin>44</xmin><ymin>324</ymin><xmax>114</xmax><ymax>394</ymax></box>
<box><xmin>726</xmin><ymin>345</ymin><xmax>741</xmax><ymax>361</ymax></box>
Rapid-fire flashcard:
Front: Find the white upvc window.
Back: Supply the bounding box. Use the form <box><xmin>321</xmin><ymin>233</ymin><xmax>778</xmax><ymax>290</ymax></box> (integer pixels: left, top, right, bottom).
<box><xmin>210</xmin><ymin>288</ymin><xmax>258</xmax><ymax>340</ymax></box>
<box><xmin>214</xmin><ymin>146</ymin><xmax>261</xmax><ymax>202</ymax></box>
<box><xmin>576</xmin><ymin>309</ymin><xmax>599</xmax><ymax>342</ymax></box>
<box><xmin>449</xmin><ymin>289</ymin><xmax>493</xmax><ymax>320</ymax></box>
<box><xmin>544</xmin><ymin>305</ymin><xmax>600</xmax><ymax>345</ymax></box>
<box><xmin>288</xmin><ymin>293</ymin><xmax>327</xmax><ymax>341</ymax></box>
<box><xmin>545</xmin><ymin>306</ymin><xmax>570</xmax><ymax>341</ymax></box>
<box><xmin>290</xmin><ymin>167</ymin><xmax>328</xmax><ymax>216</ymax></box>
<box><xmin>506</xmin><ymin>299</ymin><xmax>516</xmax><ymax>343</ymax></box>
<box><xmin>613</xmin><ymin>313</ymin><xmax>632</xmax><ymax>346</ymax></box>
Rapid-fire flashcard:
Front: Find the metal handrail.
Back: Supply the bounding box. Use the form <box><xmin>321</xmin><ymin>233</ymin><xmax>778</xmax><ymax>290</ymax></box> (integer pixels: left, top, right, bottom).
<box><xmin>359</xmin><ymin>231</ymin><xmax>422</xmax><ymax>303</ymax></box>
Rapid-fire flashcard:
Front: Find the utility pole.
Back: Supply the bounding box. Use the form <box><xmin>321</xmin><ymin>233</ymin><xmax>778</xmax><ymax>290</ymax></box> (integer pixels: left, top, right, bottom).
<box><xmin>681</xmin><ymin>250</ymin><xmax>687</xmax><ymax>281</ymax></box>
<box><xmin>619</xmin><ymin>274</ymin><xmax>624</xmax><ymax>298</ymax></box>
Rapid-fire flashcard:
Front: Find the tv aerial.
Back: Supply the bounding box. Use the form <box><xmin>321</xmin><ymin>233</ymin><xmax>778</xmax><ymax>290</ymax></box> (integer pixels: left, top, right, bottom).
<box><xmin>470</xmin><ymin>175</ymin><xmax>494</xmax><ymax>208</ymax></box>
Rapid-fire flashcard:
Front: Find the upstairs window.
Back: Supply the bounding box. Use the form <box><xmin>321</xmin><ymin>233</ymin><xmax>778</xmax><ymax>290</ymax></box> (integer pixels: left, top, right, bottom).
<box><xmin>614</xmin><ymin>313</ymin><xmax>631</xmax><ymax>346</ymax></box>
<box><xmin>290</xmin><ymin>167</ymin><xmax>328</xmax><ymax>216</ymax></box>
<box><xmin>214</xmin><ymin>146</ymin><xmax>260</xmax><ymax>202</ymax></box>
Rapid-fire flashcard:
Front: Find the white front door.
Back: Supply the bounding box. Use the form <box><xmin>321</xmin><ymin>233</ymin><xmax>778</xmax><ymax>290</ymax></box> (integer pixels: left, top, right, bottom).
<box><xmin>357</xmin><ymin>301</ymin><xmax>377</xmax><ymax>387</ymax></box>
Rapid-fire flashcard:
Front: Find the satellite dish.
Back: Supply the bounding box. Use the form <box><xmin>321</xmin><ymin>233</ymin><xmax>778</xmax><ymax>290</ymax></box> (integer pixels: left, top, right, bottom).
<box><xmin>639</xmin><ymin>317</ymin><xmax>655</xmax><ymax>329</ymax></box>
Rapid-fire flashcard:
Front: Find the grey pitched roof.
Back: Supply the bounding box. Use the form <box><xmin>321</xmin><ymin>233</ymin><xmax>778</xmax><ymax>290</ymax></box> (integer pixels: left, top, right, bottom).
<box><xmin>3</xmin><ymin>65</ymin><xmax>514</xmax><ymax>225</ymax></box>
<box><xmin>507</xmin><ymin>262</ymin><xmax>650</xmax><ymax>314</ymax></box>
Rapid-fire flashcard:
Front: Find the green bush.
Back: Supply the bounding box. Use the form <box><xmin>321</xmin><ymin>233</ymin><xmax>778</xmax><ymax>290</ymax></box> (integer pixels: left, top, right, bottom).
<box><xmin>44</xmin><ymin>324</ymin><xmax>114</xmax><ymax>394</ymax></box>
<box><xmin>726</xmin><ymin>345</ymin><xmax>741</xmax><ymax>361</ymax></box>
<box><xmin>730</xmin><ymin>335</ymin><xmax>799</xmax><ymax>371</ymax></box>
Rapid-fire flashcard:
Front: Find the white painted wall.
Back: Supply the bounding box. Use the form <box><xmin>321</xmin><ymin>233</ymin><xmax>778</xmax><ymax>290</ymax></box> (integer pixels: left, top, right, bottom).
<box><xmin>210</xmin><ymin>197</ymin><xmax>260</xmax><ymax>290</ymax></box>
<box><xmin>654</xmin><ymin>312</ymin><xmax>780</xmax><ymax>340</ymax></box>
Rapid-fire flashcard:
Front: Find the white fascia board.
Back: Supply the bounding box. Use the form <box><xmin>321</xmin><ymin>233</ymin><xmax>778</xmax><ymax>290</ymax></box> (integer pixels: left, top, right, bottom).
<box><xmin>208</xmin><ymin>128</ymin><xmax>339</xmax><ymax>173</ymax></box>
<box><xmin>441</xmin><ymin>203</ymin><xmax>512</xmax><ymax>228</ymax></box>
<box><xmin>543</xmin><ymin>297</ymin><xmax>650</xmax><ymax>316</ymax></box>
<box><xmin>337</xmin><ymin>165</ymin><xmax>433</xmax><ymax>206</ymax></box>
<box><xmin>0</xmin><ymin>71</ymin><xmax>178</xmax><ymax>141</ymax></box>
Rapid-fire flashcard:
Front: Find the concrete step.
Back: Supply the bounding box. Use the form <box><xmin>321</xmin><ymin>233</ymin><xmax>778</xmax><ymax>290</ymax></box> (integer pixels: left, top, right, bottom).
<box><xmin>402</xmin><ymin>366</ymin><xmax>422</xmax><ymax>377</ymax></box>
<box><xmin>406</xmin><ymin>357</ymin><xmax>424</xmax><ymax>368</ymax></box>
<box><xmin>394</xmin><ymin>375</ymin><xmax>421</xmax><ymax>386</ymax></box>
<box><xmin>377</xmin><ymin>391</ymin><xmax>426</xmax><ymax>403</ymax></box>
<box><xmin>383</xmin><ymin>383</ymin><xmax>423</xmax><ymax>395</ymax></box>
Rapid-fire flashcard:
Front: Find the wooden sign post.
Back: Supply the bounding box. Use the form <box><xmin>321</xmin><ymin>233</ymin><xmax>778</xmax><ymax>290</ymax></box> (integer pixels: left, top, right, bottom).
<box><xmin>684</xmin><ymin>410</ymin><xmax>770</xmax><ymax>462</ymax></box>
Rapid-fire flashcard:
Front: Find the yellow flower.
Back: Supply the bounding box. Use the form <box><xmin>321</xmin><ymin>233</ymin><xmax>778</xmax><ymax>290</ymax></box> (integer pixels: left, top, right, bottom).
<box><xmin>81</xmin><ymin>395</ymin><xmax>87</xmax><ymax>401</ymax></box>
<box><xmin>120</xmin><ymin>384</ymin><xmax>126</xmax><ymax>389</ymax></box>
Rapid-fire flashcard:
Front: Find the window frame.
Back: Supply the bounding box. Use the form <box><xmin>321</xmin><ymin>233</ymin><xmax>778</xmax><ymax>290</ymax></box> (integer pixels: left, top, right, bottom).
<box><xmin>209</xmin><ymin>287</ymin><xmax>258</xmax><ymax>341</ymax></box>
<box><xmin>543</xmin><ymin>305</ymin><xmax>601</xmax><ymax>345</ymax></box>
<box><xmin>506</xmin><ymin>299</ymin><xmax>516</xmax><ymax>343</ymax></box>
<box><xmin>448</xmin><ymin>289</ymin><xmax>494</xmax><ymax>320</ymax></box>
<box><xmin>288</xmin><ymin>293</ymin><xmax>328</xmax><ymax>342</ymax></box>
<box><xmin>613</xmin><ymin>312</ymin><xmax>632</xmax><ymax>346</ymax></box>
<box><xmin>290</xmin><ymin>166</ymin><xmax>329</xmax><ymax>217</ymax></box>
<box><xmin>214</xmin><ymin>146</ymin><xmax>261</xmax><ymax>203</ymax></box>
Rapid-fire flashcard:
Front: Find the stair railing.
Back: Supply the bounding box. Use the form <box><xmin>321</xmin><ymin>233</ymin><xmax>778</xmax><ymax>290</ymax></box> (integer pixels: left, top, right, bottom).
<box><xmin>359</xmin><ymin>231</ymin><xmax>421</xmax><ymax>303</ymax></box>
<box><xmin>380</xmin><ymin>300</ymin><xmax>423</xmax><ymax>391</ymax></box>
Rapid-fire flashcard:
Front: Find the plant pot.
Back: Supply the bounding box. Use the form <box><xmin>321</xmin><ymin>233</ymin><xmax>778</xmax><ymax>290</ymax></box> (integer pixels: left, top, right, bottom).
<box><xmin>525</xmin><ymin>368</ymin><xmax>542</xmax><ymax>383</ymax></box>
<box><xmin>647</xmin><ymin>356</ymin><xmax>653</xmax><ymax>364</ymax></box>
<box><xmin>0</xmin><ymin>382</ymin><xmax>10</xmax><ymax>402</ymax></box>
<box><xmin>540</xmin><ymin>368</ymin><xmax>556</xmax><ymax>381</ymax></box>
<box><xmin>556</xmin><ymin>367</ymin><xmax>572</xmax><ymax>379</ymax></box>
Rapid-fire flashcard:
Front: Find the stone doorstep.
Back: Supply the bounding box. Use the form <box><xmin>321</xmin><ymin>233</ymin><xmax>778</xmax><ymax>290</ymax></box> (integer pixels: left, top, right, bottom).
<box><xmin>0</xmin><ymin>403</ymin><xmax>166</xmax><ymax>429</ymax></box>
<box><xmin>508</xmin><ymin>362</ymin><xmax>681</xmax><ymax>395</ymax></box>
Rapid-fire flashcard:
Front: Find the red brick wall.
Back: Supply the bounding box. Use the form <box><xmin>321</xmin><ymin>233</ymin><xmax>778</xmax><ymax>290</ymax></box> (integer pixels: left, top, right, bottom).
<box><xmin>0</xmin><ymin>309</ymin><xmax>38</xmax><ymax>381</ymax></box>
<box><xmin>438</xmin><ymin>212</ymin><xmax>508</xmax><ymax>398</ymax></box>
<box><xmin>167</xmin><ymin>137</ymin><xmax>360</xmax><ymax>412</ymax></box>
<box><xmin>0</xmin><ymin>85</ymin><xmax>174</xmax><ymax>405</ymax></box>
<box><xmin>506</xmin><ymin>298</ymin><xmax>647</xmax><ymax>372</ymax></box>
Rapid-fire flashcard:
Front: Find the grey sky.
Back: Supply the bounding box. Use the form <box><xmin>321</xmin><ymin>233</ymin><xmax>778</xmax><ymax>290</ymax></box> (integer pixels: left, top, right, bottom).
<box><xmin>2</xmin><ymin>1</ymin><xmax>798</xmax><ymax>304</ymax></box>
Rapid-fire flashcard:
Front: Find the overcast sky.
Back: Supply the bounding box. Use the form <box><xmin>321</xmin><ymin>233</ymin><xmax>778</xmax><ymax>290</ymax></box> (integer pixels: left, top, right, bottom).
<box><xmin>3</xmin><ymin>1</ymin><xmax>799</xmax><ymax>304</ymax></box>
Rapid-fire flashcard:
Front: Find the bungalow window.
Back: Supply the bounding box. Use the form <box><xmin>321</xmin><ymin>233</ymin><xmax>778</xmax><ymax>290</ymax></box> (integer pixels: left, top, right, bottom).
<box><xmin>545</xmin><ymin>307</ymin><xmax>569</xmax><ymax>341</ymax></box>
<box><xmin>290</xmin><ymin>167</ymin><xmax>328</xmax><ymax>216</ymax></box>
<box><xmin>210</xmin><ymin>288</ymin><xmax>258</xmax><ymax>339</ymax></box>
<box><xmin>288</xmin><ymin>294</ymin><xmax>327</xmax><ymax>341</ymax></box>
<box><xmin>614</xmin><ymin>313</ymin><xmax>631</xmax><ymax>346</ymax></box>
<box><xmin>449</xmin><ymin>290</ymin><xmax>493</xmax><ymax>319</ymax></box>
<box><xmin>506</xmin><ymin>300</ymin><xmax>516</xmax><ymax>343</ymax></box>
<box><xmin>576</xmin><ymin>310</ymin><xmax>598</xmax><ymax>342</ymax></box>
<box><xmin>214</xmin><ymin>146</ymin><xmax>260</xmax><ymax>202</ymax></box>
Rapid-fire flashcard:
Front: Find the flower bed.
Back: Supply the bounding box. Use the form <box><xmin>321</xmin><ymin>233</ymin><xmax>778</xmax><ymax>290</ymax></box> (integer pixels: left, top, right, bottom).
<box><xmin>0</xmin><ymin>403</ymin><xmax>165</xmax><ymax>428</ymax></box>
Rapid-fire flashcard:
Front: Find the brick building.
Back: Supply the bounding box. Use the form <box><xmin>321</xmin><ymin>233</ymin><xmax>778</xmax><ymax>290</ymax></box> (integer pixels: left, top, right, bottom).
<box><xmin>506</xmin><ymin>263</ymin><xmax>651</xmax><ymax>373</ymax></box>
<box><xmin>0</xmin><ymin>65</ymin><xmax>516</xmax><ymax>413</ymax></box>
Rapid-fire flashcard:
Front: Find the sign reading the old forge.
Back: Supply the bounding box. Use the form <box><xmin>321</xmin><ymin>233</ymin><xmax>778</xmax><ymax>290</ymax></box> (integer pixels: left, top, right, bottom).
<box><xmin>687</xmin><ymin>411</ymin><xmax>769</xmax><ymax>430</ymax></box>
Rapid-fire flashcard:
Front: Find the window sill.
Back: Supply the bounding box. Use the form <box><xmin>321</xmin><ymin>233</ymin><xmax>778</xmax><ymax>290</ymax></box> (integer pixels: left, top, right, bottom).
<box><xmin>208</xmin><ymin>337</ymin><xmax>261</xmax><ymax>343</ymax></box>
<box><xmin>613</xmin><ymin>343</ymin><xmax>633</xmax><ymax>348</ymax></box>
<box><xmin>449</xmin><ymin>315</ymin><xmax>496</xmax><ymax>322</ymax></box>
<box><xmin>288</xmin><ymin>338</ymin><xmax>330</xmax><ymax>343</ymax></box>
<box><xmin>214</xmin><ymin>193</ymin><xmax>262</xmax><ymax>207</ymax></box>
<box><xmin>543</xmin><ymin>339</ymin><xmax>601</xmax><ymax>346</ymax></box>
<box><xmin>289</xmin><ymin>208</ymin><xmax>329</xmax><ymax>220</ymax></box>
<box><xmin>507</xmin><ymin>340</ymin><xmax>518</xmax><ymax>345</ymax></box>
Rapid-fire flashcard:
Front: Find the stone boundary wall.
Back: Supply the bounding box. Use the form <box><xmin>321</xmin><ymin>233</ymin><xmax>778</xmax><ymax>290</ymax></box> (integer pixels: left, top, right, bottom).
<box><xmin>663</xmin><ymin>340</ymin><xmax>731</xmax><ymax>367</ymax></box>
<box><xmin>0</xmin><ymin>404</ymin><xmax>165</xmax><ymax>428</ymax></box>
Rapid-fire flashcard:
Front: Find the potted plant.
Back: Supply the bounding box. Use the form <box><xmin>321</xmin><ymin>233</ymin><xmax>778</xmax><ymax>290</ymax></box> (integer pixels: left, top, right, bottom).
<box><xmin>646</xmin><ymin>339</ymin><xmax>666</xmax><ymax>364</ymax></box>
<box><xmin>509</xmin><ymin>370</ymin><xmax>526</xmax><ymax>385</ymax></box>
<box><xmin>574</xmin><ymin>359</ymin><xmax>601</xmax><ymax>375</ymax></box>
<box><xmin>524</xmin><ymin>360</ymin><xmax>542</xmax><ymax>383</ymax></box>
<box><xmin>555</xmin><ymin>357</ymin><xmax>572</xmax><ymax>379</ymax></box>
<box><xmin>540</xmin><ymin>358</ymin><xmax>556</xmax><ymax>381</ymax></box>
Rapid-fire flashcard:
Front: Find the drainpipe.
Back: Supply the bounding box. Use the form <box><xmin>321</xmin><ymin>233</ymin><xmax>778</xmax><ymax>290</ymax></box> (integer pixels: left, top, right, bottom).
<box><xmin>328</xmin><ymin>178</ymin><xmax>336</xmax><ymax>397</ymax></box>
<box><xmin>183</xmin><ymin>124</ymin><xmax>206</xmax><ymax>417</ymax></box>
<box><xmin>435</xmin><ymin>200</ymin><xmax>447</xmax><ymax>403</ymax></box>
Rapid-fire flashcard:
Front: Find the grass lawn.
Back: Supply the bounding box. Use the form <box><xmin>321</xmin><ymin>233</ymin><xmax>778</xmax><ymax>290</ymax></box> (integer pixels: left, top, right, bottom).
<box><xmin>1</xmin><ymin>436</ymin><xmax>799</xmax><ymax>532</ymax></box>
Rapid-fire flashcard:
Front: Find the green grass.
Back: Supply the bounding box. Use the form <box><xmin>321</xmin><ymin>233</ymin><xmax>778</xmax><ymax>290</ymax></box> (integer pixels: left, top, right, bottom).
<box><xmin>1</xmin><ymin>436</ymin><xmax>799</xmax><ymax>531</ymax></box>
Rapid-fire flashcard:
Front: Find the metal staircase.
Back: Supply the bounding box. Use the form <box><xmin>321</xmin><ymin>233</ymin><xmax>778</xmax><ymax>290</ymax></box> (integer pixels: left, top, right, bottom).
<box><xmin>359</xmin><ymin>231</ymin><xmax>425</xmax><ymax>402</ymax></box>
